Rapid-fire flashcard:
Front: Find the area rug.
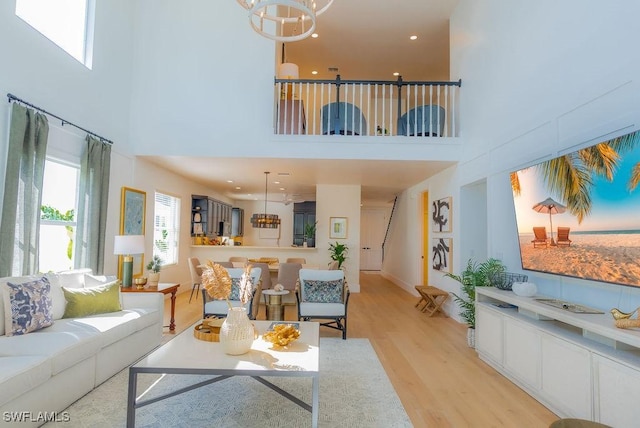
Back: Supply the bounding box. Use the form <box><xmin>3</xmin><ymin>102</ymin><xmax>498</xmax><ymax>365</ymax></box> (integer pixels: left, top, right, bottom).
<box><xmin>44</xmin><ymin>338</ymin><xmax>412</xmax><ymax>428</ymax></box>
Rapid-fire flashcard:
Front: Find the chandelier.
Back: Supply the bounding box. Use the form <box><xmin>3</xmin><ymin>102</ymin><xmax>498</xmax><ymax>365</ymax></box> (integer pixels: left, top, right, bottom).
<box><xmin>251</xmin><ymin>171</ymin><xmax>281</xmax><ymax>228</ymax></box>
<box><xmin>236</xmin><ymin>0</ymin><xmax>334</xmax><ymax>42</ymax></box>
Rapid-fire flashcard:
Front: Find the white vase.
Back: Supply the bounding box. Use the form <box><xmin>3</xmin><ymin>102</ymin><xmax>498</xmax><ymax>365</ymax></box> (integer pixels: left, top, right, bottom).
<box><xmin>220</xmin><ymin>307</ymin><xmax>254</xmax><ymax>355</ymax></box>
<box><xmin>467</xmin><ymin>327</ymin><xmax>476</xmax><ymax>348</ymax></box>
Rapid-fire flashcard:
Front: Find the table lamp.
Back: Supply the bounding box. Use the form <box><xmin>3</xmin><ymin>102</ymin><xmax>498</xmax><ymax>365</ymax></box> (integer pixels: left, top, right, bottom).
<box><xmin>114</xmin><ymin>235</ymin><xmax>145</xmax><ymax>287</ymax></box>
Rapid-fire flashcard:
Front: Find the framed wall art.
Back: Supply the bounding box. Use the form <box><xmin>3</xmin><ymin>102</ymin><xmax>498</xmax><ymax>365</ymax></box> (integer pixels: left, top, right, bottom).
<box><xmin>432</xmin><ymin>237</ymin><xmax>452</xmax><ymax>273</ymax></box>
<box><xmin>329</xmin><ymin>217</ymin><xmax>348</xmax><ymax>239</ymax></box>
<box><xmin>119</xmin><ymin>187</ymin><xmax>146</xmax><ymax>278</ymax></box>
<box><xmin>432</xmin><ymin>196</ymin><xmax>452</xmax><ymax>233</ymax></box>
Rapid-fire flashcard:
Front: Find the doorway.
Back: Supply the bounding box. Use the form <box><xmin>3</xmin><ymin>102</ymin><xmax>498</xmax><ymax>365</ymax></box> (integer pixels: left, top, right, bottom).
<box><xmin>422</xmin><ymin>191</ymin><xmax>429</xmax><ymax>285</ymax></box>
<box><xmin>360</xmin><ymin>209</ymin><xmax>387</xmax><ymax>271</ymax></box>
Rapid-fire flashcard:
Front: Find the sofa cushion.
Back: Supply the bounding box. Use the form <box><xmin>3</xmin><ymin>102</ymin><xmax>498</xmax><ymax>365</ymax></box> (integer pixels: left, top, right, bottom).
<box><xmin>0</xmin><ymin>355</ymin><xmax>51</xmax><ymax>407</ymax></box>
<box><xmin>303</xmin><ymin>279</ymin><xmax>344</xmax><ymax>303</ymax></box>
<box><xmin>62</xmin><ymin>281</ymin><xmax>121</xmax><ymax>318</ymax></box>
<box><xmin>84</xmin><ymin>273</ymin><xmax>118</xmax><ymax>287</ymax></box>
<box><xmin>72</xmin><ymin>309</ymin><xmax>159</xmax><ymax>348</ymax></box>
<box><xmin>3</xmin><ymin>277</ymin><xmax>54</xmax><ymax>336</ymax></box>
<box><xmin>45</xmin><ymin>270</ymin><xmax>89</xmax><ymax>321</ymax></box>
<box><xmin>0</xmin><ymin>276</ymin><xmax>39</xmax><ymax>337</ymax></box>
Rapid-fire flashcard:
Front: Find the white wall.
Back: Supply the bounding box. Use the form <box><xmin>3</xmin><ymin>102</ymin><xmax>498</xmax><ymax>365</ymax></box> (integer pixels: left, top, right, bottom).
<box><xmin>317</xmin><ymin>184</ymin><xmax>361</xmax><ymax>292</ymax></box>
<box><xmin>448</xmin><ymin>0</ymin><xmax>640</xmax><ymax>310</ymax></box>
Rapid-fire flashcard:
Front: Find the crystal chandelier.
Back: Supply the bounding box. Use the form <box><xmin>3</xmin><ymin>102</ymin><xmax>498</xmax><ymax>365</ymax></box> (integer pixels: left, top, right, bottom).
<box><xmin>251</xmin><ymin>172</ymin><xmax>281</xmax><ymax>228</ymax></box>
<box><xmin>236</xmin><ymin>0</ymin><xmax>334</xmax><ymax>42</ymax></box>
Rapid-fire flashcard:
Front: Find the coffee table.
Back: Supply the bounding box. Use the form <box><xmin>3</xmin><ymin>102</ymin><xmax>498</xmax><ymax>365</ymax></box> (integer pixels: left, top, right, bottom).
<box><xmin>126</xmin><ymin>320</ymin><xmax>320</xmax><ymax>427</ymax></box>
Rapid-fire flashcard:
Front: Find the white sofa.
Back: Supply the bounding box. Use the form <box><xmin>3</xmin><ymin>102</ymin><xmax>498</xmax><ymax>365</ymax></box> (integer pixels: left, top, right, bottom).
<box><xmin>0</xmin><ymin>269</ymin><xmax>164</xmax><ymax>427</ymax></box>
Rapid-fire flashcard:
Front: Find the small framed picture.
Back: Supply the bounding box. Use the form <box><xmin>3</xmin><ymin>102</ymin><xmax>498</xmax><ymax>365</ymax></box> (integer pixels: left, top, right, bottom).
<box><xmin>329</xmin><ymin>217</ymin><xmax>348</xmax><ymax>239</ymax></box>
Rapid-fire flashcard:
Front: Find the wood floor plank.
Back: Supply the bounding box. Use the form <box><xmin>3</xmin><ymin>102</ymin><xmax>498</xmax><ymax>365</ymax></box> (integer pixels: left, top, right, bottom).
<box><xmin>163</xmin><ymin>272</ymin><xmax>558</xmax><ymax>427</ymax></box>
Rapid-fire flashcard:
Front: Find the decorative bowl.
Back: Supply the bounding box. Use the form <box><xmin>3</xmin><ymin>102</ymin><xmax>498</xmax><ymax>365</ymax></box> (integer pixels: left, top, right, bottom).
<box><xmin>512</xmin><ymin>281</ymin><xmax>537</xmax><ymax>297</ymax></box>
<box><xmin>263</xmin><ymin>324</ymin><xmax>300</xmax><ymax>348</ymax></box>
<box><xmin>134</xmin><ymin>277</ymin><xmax>148</xmax><ymax>286</ymax></box>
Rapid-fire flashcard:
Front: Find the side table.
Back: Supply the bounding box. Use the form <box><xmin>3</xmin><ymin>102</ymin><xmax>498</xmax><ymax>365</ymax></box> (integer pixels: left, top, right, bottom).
<box><xmin>121</xmin><ymin>282</ymin><xmax>180</xmax><ymax>331</ymax></box>
<box><xmin>262</xmin><ymin>289</ymin><xmax>289</xmax><ymax>321</ymax></box>
<box><xmin>414</xmin><ymin>285</ymin><xmax>449</xmax><ymax>317</ymax></box>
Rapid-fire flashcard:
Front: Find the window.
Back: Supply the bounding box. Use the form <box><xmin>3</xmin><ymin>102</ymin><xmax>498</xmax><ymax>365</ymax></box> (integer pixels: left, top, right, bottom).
<box><xmin>15</xmin><ymin>0</ymin><xmax>95</xmax><ymax>67</ymax></box>
<box><xmin>153</xmin><ymin>192</ymin><xmax>181</xmax><ymax>266</ymax></box>
<box><xmin>39</xmin><ymin>158</ymin><xmax>80</xmax><ymax>272</ymax></box>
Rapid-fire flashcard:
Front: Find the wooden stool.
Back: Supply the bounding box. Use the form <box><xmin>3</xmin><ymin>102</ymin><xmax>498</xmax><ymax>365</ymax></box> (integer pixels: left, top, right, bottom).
<box><xmin>414</xmin><ymin>286</ymin><xmax>449</xmax><ymax>317</ymax></box>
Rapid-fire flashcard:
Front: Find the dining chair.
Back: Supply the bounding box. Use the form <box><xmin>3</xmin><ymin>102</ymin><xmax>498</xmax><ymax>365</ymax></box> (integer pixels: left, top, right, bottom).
<box><xmin>296</xmin><ymin>269</ymin><xmax>350</xmax><ymax>339</ymax></box>
<box><xmin>286</xmin><ymin>257</ymin><xmax>307</xmax><ymax>264</ymax></box>
<box><xmin>229</xmin><ymin>256</ymin><xmax>248</xmax><ymax>264</ymax></box>
<box><xmin>187</xmin><ymin>257</ymin><xmax>202</xmax><ymax>303</ymax></box>
<box><xmin>277</xmin><ymin>262</ymin><xmax>302</xmax><ymax>306</ymax></box>
<box><xmin>202</xmin><ymin>267</ymin><xmax>262</xmax><ymax>320</ymax></box>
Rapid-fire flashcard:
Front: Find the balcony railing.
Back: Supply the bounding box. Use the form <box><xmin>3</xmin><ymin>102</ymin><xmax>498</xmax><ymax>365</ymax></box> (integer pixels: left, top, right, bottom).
<box><xmin>273</xmin><ymin>76</ymin><xmax>461</xmax><ymax>137</ymax></box>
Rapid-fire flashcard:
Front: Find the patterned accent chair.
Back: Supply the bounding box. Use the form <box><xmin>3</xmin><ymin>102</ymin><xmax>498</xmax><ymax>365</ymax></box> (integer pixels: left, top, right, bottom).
<box><xmin>296</xmin><ymin>269</ymin><xmax>350</xmax><ymax>339</ymax></box>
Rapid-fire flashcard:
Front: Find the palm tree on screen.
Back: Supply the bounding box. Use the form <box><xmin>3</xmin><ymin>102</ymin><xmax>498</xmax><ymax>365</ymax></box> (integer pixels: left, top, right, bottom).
<box><xmin>511</xmin><ymin>130</ymin><xmax>640</xmax><ymax>224</ymax></box>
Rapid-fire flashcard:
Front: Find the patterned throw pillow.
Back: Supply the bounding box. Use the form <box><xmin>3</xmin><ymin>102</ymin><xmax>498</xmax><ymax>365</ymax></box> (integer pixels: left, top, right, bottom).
<box><xmin>303</xmin><ymin>279</ymin><xmax>343</xmax><ymax>303</ymax></box>
<box><xmin>229</xmin><ymin>277</ymin><xmax>253</xmax><ymax>301</ymax></box>
<box><xmin>4</xmin><ymin>277</ymin><xmax>53</xmax><ymax>336</ymax></box>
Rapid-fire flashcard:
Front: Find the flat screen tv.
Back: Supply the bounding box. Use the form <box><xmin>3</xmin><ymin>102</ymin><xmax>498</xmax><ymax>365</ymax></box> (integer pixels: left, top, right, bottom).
<box><xmin>511</xmin><ymin>129</ymin><xmax>640</xmax><ymax>289</ymax></box>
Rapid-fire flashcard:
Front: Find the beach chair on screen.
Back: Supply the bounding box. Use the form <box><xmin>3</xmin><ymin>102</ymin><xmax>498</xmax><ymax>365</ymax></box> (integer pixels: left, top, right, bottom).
<box><xmin>557</xmin><ymin>227</ymin><xmax>572</xmax><ymax>247</ymax></box>
<box><xmin>532</xmin><ymin>227</ymin><xmax>548</xmax><ymax>248</ymax></box>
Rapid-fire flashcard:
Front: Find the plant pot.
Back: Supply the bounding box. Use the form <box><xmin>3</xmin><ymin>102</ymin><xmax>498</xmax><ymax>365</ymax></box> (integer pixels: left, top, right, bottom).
<box><xmin>220</xmin><ymin>307</ymin><xmax>255</xmax><ymax>355</ymax></box>
<box><xmin>467</xmin><ymin>327</ymin><xmax>476</xmax><ymax>348</ymax></box>
<box><xmin>148</xmin><ymin>272</ymin><xmax>160</xmax><ymax>286</ymax></box>
<box><xmin>306</xmin><ymin>238</ymin><xmax>315</xmax><ymax>248</ymax></box>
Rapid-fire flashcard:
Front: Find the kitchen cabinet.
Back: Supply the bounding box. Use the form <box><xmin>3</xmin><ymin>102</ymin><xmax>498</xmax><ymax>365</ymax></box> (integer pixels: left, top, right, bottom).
<box><xmin>192</xmin><ymin>195</ymin><xmax>232</xmax><ymax>237</ymax></box>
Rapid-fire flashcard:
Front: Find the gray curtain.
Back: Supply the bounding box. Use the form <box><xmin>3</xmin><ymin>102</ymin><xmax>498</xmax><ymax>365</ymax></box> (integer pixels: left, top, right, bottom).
<box><xmin>0</xmin><ymin>103</ymin><xmax>49</xmax><ymax>277</ymax></box>
<box><xmin>74</xmin><ymin>135</ymin><xmax>111</xmax><ymax>274</ymax></box>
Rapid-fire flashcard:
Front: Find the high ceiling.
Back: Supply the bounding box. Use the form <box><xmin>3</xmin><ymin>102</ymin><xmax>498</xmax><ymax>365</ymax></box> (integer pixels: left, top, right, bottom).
<box><xmin>146</xmin><ymin>1</ymin><xmax>459</xmax><ymax>206</ymax></box>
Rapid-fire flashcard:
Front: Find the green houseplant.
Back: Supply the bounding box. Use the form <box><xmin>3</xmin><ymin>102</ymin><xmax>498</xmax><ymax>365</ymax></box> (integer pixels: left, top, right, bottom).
<box><xmin>146</xmin><ymin>255</ymin><xmax>163</xmax><ymax>286</ymax></box>
<box><xmin>445</xmin><ymin>258</ymin><xmax>505</xmax><ymax>346</ymax></box>
<box><xmin>328</xmin><ymin>242</ymin><xmax>349</xmax><ymax>269</ymax></box>
<box><xmin>304</xmin><ymin>221</ymin><xmax>317</xmax><ymax>247</ymax></box>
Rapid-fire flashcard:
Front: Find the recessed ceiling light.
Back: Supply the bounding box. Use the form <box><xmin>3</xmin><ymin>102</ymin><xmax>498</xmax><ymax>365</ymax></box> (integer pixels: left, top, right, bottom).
<box><xmin>393</xmin><ymin>72</ymin><xmax>400</xmax><ymax>76</ymax></box>
<box><xmin>311</xmin><ymin>33</ymin><xmax>318</xmax><ymax>38</ymax></box>
<box><xmin>226</xmin><ymin>180</ymin><xmax>233</xmax><ymax>183</ymax></box>
<box><xmin>311</xmin><ymin>70</ymin><xmax>318</xmax><ymax>75</ymax></box>
<box><xmin>235</xmin><ymin>186</ymin><xmax>241</xmax><ymax>190</ymax></box>
<box><xmin>279</xmin><ymin>187</ymin><xmax>285</xmax><ymax>191</ymax></box>
<box><xmin>410</xmin><ymin>35</ymin><xmax>418</xmax><ymax>40</ymax></box>
<box><xmin>274</xmin><ymin>181</ymin><xmax>280</xmax><ymax>184</ymax></box>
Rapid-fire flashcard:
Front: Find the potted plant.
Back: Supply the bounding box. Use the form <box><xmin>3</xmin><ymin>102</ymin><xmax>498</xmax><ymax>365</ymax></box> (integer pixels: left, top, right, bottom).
<box><xmin>146</xmin><ymin>255</ymin><xmax>163</xmax><ymax>286</ymax></box>
<box><xmin>328</xmin><ymin>242</ymin><xmax>349</xmax><ymax>269</ymax></box>
<box><xmin>445</xmin><ymin>258</ymin><xmax>505</xmax><ymax>347</ymax></box>
<box><xmin>304</xmin><ymin>221</ymin><xmax>317</xmax><ymax>248</ymax></box>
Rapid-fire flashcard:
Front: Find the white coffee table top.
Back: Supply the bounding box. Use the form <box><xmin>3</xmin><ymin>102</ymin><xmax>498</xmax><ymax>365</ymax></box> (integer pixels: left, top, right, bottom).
<box><xmin>133</xmin><ymin>320</ymin><xmax>319</xmax><ymax>374</ymax></box>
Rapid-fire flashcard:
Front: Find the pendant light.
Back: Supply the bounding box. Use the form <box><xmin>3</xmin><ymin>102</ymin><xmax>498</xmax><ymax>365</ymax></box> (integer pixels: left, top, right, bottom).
<box><xmin>251</xmin><ymin>171</ymin><xmax>281</xmax><ymax>228</ymax></box>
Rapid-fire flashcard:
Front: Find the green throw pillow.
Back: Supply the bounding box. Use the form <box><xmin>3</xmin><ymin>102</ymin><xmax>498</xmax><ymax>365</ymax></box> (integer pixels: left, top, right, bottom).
<box><xmin>62</xmin><ymin>281</ymin><xmax>121</xmax><ymax>318</ymax></box>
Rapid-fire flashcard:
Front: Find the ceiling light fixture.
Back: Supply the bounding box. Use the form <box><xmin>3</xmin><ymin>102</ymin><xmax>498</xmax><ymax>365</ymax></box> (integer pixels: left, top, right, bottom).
<box><xmin>410</xmin><ymin>35</ymin><xmax>418</xmax><ymax>40</ymax></box>
<box><xmin>236</xmin><ymin>0</ymin><xmax>333</xmax><ymax>42</ymax></box>
<box><xmin>251</xmin><ymin>171</ymin><xmax>281</xmax><ymax>229</ymax></box>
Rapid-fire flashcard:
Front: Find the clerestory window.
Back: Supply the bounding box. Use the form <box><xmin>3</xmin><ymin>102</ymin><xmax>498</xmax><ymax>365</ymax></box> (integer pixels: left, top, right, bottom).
<box><xmin>15</xmin><ymin>0</ymin><xmax>95</xmax><ymax>68</ymax></box>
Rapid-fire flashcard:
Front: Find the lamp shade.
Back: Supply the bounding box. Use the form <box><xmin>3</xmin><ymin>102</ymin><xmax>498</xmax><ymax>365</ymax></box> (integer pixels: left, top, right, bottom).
<box><xmin>278</xmin><ymin>63</ymin><xmax>299</xmax><ymax>79</ymax></box>
<box><xmin>114</xmin><ymin>235</ymin><xmax>145</xmax><ymax>255</ymax></box>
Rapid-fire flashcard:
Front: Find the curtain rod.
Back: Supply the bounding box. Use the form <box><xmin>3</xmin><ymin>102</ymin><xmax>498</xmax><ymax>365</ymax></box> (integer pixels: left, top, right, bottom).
<box><xmin>6</xmin><ymin>93</ymin><xmax>114</xmax><ymax>145</ymax></box>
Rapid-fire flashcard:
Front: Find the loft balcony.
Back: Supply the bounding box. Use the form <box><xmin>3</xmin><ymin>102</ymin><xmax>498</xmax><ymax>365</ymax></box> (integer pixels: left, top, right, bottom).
<box><xmin>273</xmin><ymin>76</ymin><xmax>461</xmax><ymax>138</ymax></box>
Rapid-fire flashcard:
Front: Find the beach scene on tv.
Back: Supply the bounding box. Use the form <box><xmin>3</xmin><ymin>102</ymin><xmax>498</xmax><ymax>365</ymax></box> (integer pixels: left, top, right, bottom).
<box><xmin>511</xmin><ymin>130</ymin><xmax>640</xmax><ymax>288</ymax></box>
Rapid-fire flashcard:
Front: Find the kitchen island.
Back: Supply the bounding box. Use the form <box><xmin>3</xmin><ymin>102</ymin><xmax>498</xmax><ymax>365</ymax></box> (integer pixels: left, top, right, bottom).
<box><xmin>191</xmin><ymin>245</ymin><xmax>322</xmax><ymax>266</ymax></box>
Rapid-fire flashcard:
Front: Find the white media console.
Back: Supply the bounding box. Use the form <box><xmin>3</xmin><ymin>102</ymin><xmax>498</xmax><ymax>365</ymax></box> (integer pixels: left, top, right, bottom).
<box><xmin>475</xmin><ymin>287</ymin><xmax>640</xmax><ymax>427</ymax></box>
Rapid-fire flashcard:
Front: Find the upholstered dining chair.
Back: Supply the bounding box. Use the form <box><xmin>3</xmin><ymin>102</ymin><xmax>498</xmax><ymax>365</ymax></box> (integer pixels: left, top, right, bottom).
<box><xmin>187</xmin><ymin>257</ymin><xmax>202</xmax><ymax>303</ymax></box>
<box><xmin>213</xmin><ymin>261</ymin><xmax>233</xmax><ymax>268</ymax></box>
<box><xmin>276</xmin><ymin>262</ymin><xmax>302</xmax><ymax>306</ymax></box>
<box><xmin>250</xmin><ymin>262</ymin><xmax>271</xmax><ymax>307</ymax></box>
<box><xmin>286</xmin><ymin>257</ymin><xmax>306</xmax><ymax>264</ymax></box>
<box><xmin>296</xmin><ymin>269</ymin><xmax>350</xmax><ymax>339</ymax></box>
<box><xmin>228</xmin><ymin>256</ymin><xmax>248</xmax><ymax>264</ymax></box>
<box><xmin>202</xmin><ymin>266</ymin><xmax>262</xmax><ymax>320</ymax></box>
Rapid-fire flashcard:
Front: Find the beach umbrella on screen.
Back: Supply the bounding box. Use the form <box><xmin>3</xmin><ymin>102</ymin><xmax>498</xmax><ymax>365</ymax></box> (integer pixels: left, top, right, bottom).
<box><xmin>532</xmin><ymin>197</ymin><xmax>567</xmax><ymax>245</ymax></box>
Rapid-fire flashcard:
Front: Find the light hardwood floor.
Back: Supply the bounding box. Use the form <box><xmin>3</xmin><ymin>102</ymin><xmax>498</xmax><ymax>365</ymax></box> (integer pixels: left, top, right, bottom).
<box><xmin>163</xmin><ymin>273</ymin><xmax>558</xmax><ymax>427</ymax></box>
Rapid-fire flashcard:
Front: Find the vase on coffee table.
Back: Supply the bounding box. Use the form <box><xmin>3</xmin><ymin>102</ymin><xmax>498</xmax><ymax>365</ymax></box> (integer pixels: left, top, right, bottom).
<box><xmin>220</xmin><ymin>307</ymin><xmax>254</xmax><ymax>355</ymax></box>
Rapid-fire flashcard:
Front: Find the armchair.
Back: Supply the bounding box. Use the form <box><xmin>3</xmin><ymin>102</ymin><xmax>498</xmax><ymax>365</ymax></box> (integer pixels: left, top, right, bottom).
<box><xmin>296</xmin><ymin>269</ymin><xmax>350</xmax><ymax>339</ymax></box>
<box><xmin>202</xmin><ymin>267</ymin><xmax>262</xmax><ymax>320</ymax></box>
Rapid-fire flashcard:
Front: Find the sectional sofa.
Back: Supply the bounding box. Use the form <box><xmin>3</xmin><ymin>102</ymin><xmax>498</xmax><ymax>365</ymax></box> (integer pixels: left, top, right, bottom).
<box><xmin>0</xmin><ymin>269</ymin><xmax>164</xmax><ymax>427</ymax></box>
